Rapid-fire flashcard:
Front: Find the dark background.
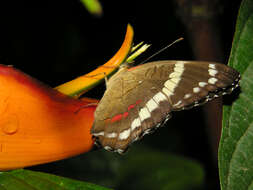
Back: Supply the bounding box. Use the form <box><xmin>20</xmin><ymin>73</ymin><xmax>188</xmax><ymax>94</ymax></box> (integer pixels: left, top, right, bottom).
<box><xmin>0</xmin><ymin>0</ymin><xmax>241</xmax><ymax>189</ymax></box>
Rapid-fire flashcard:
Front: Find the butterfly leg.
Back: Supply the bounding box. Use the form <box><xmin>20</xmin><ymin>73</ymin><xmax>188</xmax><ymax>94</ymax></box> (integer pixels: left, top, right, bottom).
<box><xmin>74</xmin><ymin>102</ymin><xmax>99</xmax><ymax>114</ymax></box>
<box><xmin>103</xmin><ymin>72</ymin><xmax>108</xmax><ymax>89</ymax></box>
<box><xmin>84</xmin><ymin>72</ymin><xmax>109</xmax><ymax>89</ymax></box>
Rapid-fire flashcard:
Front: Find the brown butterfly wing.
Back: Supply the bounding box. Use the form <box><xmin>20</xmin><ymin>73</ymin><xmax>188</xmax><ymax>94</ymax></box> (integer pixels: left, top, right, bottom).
<box><xmin>91</xmin><ymin>61</ymin><xmax>240</xmax><ymax>153</ymax></box>
<box><xmin>92</xmin><ymin>66</ymin><xmax>169</xmax><ymax>153</ymax></box>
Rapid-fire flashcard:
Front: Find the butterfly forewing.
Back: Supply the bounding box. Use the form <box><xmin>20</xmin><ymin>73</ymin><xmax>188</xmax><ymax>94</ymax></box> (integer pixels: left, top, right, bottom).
<box><xmin>91</xmin><ymin>61</ymin><xmax>240</xmax><ymax>153</ymax></box>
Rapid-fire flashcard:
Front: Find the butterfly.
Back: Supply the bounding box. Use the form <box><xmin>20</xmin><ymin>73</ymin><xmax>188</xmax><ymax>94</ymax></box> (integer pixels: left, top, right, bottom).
<box><xmin>91</xmin><ymin>60</ymin><xmax>240</xmax><ymax>154</ymax></box>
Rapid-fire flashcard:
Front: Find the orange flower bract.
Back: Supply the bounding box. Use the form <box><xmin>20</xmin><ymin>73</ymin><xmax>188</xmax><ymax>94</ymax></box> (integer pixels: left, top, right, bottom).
<box><xmin>0</xmin><ymin>24</ymin><xmax>134</xmax><ymax>170</ymax></box>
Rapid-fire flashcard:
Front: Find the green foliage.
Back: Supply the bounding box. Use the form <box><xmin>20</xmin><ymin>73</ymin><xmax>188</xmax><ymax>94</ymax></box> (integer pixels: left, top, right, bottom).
<box><xmin>116</xmin><ymin>147</ymin><xmax>204</xmax><ymax>190</ymax></box>
<box><xmin>80</xmin><ymin>0</ymin><xmax>102</xmax><ymax>16</ymax></box>
<box><xmin>0</xmin><ymin>169</ymin><xmax>111</xmax><ymax>190</ymax></box>
<box><xmin>218</xmin><ymin>0</ymin><xmax>253</xmax><ymax>189</ymax></box>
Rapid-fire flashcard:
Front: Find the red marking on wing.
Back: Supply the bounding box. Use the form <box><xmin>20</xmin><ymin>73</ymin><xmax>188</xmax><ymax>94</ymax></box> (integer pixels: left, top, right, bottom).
<box><xmin>128</xmin><ymin>100</ymin><xmax>141</xmax><ymax>111</ymax></box>
<box><xmin>123</xmin><ymin>112</ymin><xmax>129</xmax><ymax>118</ymax></box>
<box><xmin>110</xmin><ymin>100</ymin><xmax>141</xmax><ymax>123</ymax></box>
<box><xmin>136</xmin><ymin>100</ymin><xmax>141</xmax><ymax>105</ymax></box>
<box><xmin>128</xmin><ymin>104</ymin><xmax>135</xmax><ymax>111</ymax></box>
<box><xmin>111</xmin><ymin>114</ymin><xmax>123</xmax><ymax>123</ymax></box>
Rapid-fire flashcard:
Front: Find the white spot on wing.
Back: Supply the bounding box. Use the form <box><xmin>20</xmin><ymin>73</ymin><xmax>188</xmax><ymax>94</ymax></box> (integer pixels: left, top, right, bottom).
<box><xmin>164</xmin><ymin>63</ymin><xmax>185</xmax><ymax>97</ymax></box>
<box><xmin>162</xmin><ymin>87</ymin><xmax>173</xmax><ymax>97</ymax></box>
<box><xmin>171</xmin><ymin>77</ymin><xmax>181</xmax><ymax>84</ymax></box>
<box><xmin>184</xmin><ymin>93</ymin><xmax>192</xmax><ymax>99</ymax></box>
<box><xmin>153</xmin><ymin>92</ymin><xmax>168</xmax><ymax>103</ymax></box>
<box><xmin>104</xmin><ymin>146</ymin><xmax>112</xmax><ymax>151</ymax></box>
<box><xmin>193</xmin><ymin>87</ymin><xmax>201</xmax><ymax>93</ymax></box>
<box><xmin>175</xmin><ymin>62</ymin><xmax>185</xmax><ymax>67</ymax></box>
<box><xmin>164</xmin><ymin>80</ymin><xmax>177</xmax><ymax>92</ymax></box>
<box><xmin>173</xmin><ymin>100</ymin><xmax>182</xmax><ymax>107</ymax></box>
<box><xmin>106</xmin><ymin>132</ymin><xmax>117</xmax><ymax>138</ymax></box>
<box><xmin>93</xmin><ymin>131</ymin><xmax>104</xmax><ymax>136</ymax></box>
<box><xmin>117</xmin><ymin>149</ymin><xmax>124</xmax><ymax>154</ymax></box>
<box><xmin>119</xmin><ymin>129</ymin><xmax>131</xmax><ymax>140</ymax></box>
<box><xmin>139</xmin><ymin>107</ymin><xmax>151</xmax><ymax>121</ymax></box>
<box><xmin>209</xmin><ymin>64</ymin><xmax>216</xmax><ymax>69</ymax></box>
<box><xmin>146</xmin><ymin>98</ymin><xmax>158</xmax><ymax>112</ymax></box>
<box><xmin>143</xmin><ymin>129</ymin><xmax>152</xmax><ymax>136</ymax></box>
<box><xmin>208</xmin><ymin>69</ymin><xmax>218</xmax><ymax>77</ymax></box>
<box><xmin>131</xmin><ymin>118</ymin><xmax>141</xmax><ymax>131</ymax></box>
<box><xmin>174</xmin><ymin>66</ymin><xmax>184</xmax><ymax>73</ymax></box>
<box><xmin>169</xmin><ymin>72</ymin><xmax>181</xmax><ymax>78</ymax></box>
<box><xmin>208</xmin><ymin>77</ymin><xmax>218</xmax><ymax>84</ymax></box>
<box><xmin>199</xmin><ymin>82</ymin><xmax>207</xmax><ymax>87</ymax></box>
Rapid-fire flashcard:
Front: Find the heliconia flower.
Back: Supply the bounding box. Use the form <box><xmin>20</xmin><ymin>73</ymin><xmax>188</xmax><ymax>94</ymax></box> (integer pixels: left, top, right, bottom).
<box><xmin>55</xmin><ymin>24</ymin><xmax>134</xmax><ymax>98</ymax></box>
<box><xmin>0</xmin><ymin>24</ymin><xmax>134</xmax><ymax>171</ymax></box>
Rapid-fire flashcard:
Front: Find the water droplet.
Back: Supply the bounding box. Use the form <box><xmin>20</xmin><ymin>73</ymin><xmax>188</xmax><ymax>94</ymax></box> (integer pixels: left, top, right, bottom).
<box><xmin>2</xmin><ymin>121</ymin><xmax>18</xmax><ymax>135</ymax></box>
<box><xmin>1</xmin><ymin>115</ymin><xmax>19</xmax><ymax>135</ymax></box>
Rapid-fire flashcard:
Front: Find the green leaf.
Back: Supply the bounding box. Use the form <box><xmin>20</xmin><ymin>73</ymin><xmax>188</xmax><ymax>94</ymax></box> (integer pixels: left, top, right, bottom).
<box><xmin>80</xmin><ymin>0</ymin><xmax>103</xmax><ymax>16</ymax></box>
<box><xmin>222</xmin><ymin>0</ymin><xmax>253</xmax><ymax>130</ymax></box>
<box><xmin>0</xmin><ymin>169</ymin><xmax>111</xmax><ymax>190</ymax></box>
<box><xmin>219</xmin><ymin>61</ymin><xmax>253</xmax><ymax>190</ymax></box>
<box><xmin>116</xmin><ymin>147</ymin><xmax>204</xmax><ymax>190</ymax></box>
<box><xmin>219</xmin><ymin>0</ymin><xmax>253</xmax><ymax>190</ymax></box>
<box><xmin>228</xmin><ymin>0</ymin><xmax>253</xmax><ymax>70</ymax></box>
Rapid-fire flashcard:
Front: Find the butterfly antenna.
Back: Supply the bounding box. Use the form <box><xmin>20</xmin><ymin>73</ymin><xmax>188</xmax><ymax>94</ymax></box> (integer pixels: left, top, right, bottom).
<box><xmin>139</xmin><ymin>37</ymin><xmax>184</xmax><ymax>65</ymax></box>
